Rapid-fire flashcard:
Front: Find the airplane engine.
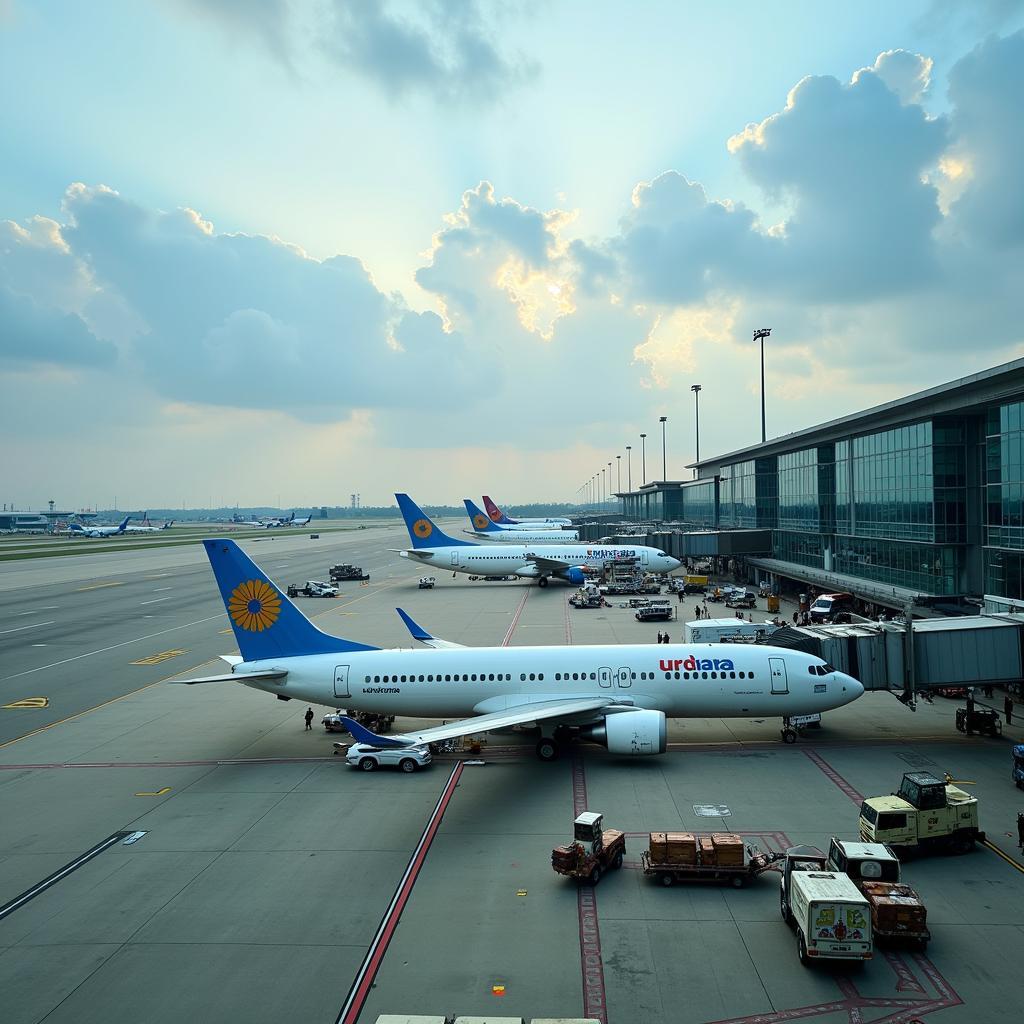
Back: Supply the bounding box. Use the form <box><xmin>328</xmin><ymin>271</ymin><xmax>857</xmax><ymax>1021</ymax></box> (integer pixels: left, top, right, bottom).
<box><xmin>563</xmin><ymin>567</ymin><xmax>586</xmax><ymax>585</ymax></box>
<box><xmin>580</xmin><ymin>710</ymin><xmax>667</xmax><ymax>756</ymax></box>
<box><xmin>516</xmin><ymin>564</ymin><xmax>540</xmax><ymax>578</ymax></box>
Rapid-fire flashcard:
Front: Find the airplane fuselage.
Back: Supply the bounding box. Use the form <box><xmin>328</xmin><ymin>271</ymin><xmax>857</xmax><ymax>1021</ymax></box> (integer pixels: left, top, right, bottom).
<box><xmin>233</xmin><ymin>643</ymin><xmax>861</xmax><ymax>720</ymax></box>
<box><xmin>402</xmin><ymin>543</ymin><xmax>677</xmax><ymax>577</ymax></box>
<box><xmin>466</xmin><ymin>528</ymin><xmax>580</xmax><ymax>542</ymax></box>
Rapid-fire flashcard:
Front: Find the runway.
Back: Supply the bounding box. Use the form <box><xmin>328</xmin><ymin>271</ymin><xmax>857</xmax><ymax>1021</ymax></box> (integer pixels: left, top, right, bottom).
<box><xmin>1</xmin><ymin>528</ymin><xmax>1022</xmax><ymax>1024</ymax></box>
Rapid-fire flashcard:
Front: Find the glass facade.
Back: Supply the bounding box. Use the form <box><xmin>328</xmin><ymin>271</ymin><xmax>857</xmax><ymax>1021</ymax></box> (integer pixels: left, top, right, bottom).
<box><xmin>834</xmin><ymin>537</ymin><xmax>960</xmax><ymax>596</ymax></box>
<box><xmin>986</xmin><ymin>402</ymin><xmax>1024</xmax><ymax>550</ymax></box>
<box><xmin>777</xmin><ymin>446</ymin><xmax>834</xmax><ymax>533</ymax></box>
<box><xmin>679</xmin><ymin>481</ymin><xmax>717</xmax><ymax>527</ymax></box>
<box><xmin>719</xmin><ymin>457</ymin><xmax>777</xmax><ymax>528</ymax></box>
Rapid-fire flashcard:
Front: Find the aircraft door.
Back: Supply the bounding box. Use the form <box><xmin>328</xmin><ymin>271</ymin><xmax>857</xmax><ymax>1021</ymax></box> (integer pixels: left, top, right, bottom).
<box><xmin>334</xmin><ymin>665</ymin><xmax>350</xmax><ymax>699</ymax></box>
<box><xmin>769</xmin><ymin>657</ymin><xmax>788</xmax><ymax>694</ymax></box>
<box><xmin>450</xmin><ymin>551</ymin><xmax>459</xmax><ymax>567</ymax></box>
<box><xmin>616</xmin><ymin>666</ymin><xmax>632</xmax><ymax>688</ymax></box>
<box><xmin>598</xmin><ymin>667</ymin><xmax>612</xmax><ymax>688</ymax></box>
<box><xmin>641</xmin><ymin>550</ymin><xmax>649</xmax><ymax>566</ymax></box>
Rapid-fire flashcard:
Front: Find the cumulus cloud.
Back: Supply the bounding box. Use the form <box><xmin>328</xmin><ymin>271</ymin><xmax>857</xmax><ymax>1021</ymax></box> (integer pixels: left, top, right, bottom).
<box><xmin>861</xmin><ymin>49</ymin><xmax>933</xmax><ymax>105</ymax></box>
<box><xmin>171</xmin><ymin>0</ymin><xmax>293</xmax><ymax>68</ymax></box>
<box><xmin>0</xmin><ymin>286</ymin><xmax>116</xmax><ymax>367</ymax></box>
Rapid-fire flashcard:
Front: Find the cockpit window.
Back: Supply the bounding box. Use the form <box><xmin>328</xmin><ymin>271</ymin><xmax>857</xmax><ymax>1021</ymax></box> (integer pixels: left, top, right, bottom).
<box><xmin>822</xmin><ymin>663</ymin><xmax>835</xmax><ymax>673</ymax></box>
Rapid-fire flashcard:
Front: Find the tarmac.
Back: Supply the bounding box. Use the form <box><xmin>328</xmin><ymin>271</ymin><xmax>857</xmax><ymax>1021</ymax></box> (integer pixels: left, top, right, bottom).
<box><xmin>1</xmin><ymin>523</ymin><xmax>1023</xmax><ymax>1024</ymax></box>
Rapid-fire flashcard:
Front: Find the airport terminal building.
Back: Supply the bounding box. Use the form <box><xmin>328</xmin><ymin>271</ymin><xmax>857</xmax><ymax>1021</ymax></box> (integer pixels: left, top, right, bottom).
<box><xmin>619</xmin><ymin>358</ymin><xmax>1024</xmax><ymax>612</ymax></box>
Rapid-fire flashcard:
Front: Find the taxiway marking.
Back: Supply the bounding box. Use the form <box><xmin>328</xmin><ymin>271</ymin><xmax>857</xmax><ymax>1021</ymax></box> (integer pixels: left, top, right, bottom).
<box><xmin>131</xmin><ymin>649</ymin><xmax>188</xmax><ymax>666</ymax></box>
<box><xmin>0</xmin><ymin>613</ymin><xmax>225</xmax><ymax>682</ymax></box>
<box><xmin>77</xmin><ymin>582</ymin><xmax>124</xmax><ymax>591</ymax></box>
<box><xmin>983</xmin><ymin>839</ymin><xmax>1024</xmax><ymax>874</ymax></box>
<box><xmin>135</xmin><ymin>787</ymin><xmax>172</xmax><ymax>797</ymax></box>
<box><xmin>2</xmin><ymin>697</ymin><xmax>49</xmax><ymax>709</ymax></box>
<box><xmin>0</xmin><ymin>621</ymin><xmax>55</xmax><ymax>636</ymax></box>
<box><xmin>140</xmin><ymin>597</ymin><xmax>172</xmax><ymax>605</ymax></box>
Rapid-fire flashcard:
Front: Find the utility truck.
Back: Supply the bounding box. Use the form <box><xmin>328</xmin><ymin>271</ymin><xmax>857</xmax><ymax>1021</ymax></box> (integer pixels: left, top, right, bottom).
<box><xmin>683</xmin><ymin>618</ymin><xmax>777</xmax><ymax>644</ymax></box>
<box><xmin>859</xmin><ymin>771</ymin><xmax>984</xmax><ymax>855</ymax></box>
<box><xmin>780</xmin><ymin>846</ymin><xmax>873</xmax><ymax>966</ymax></box>
<box><xmin>285</xmin><ymin>580</ymin><xmax>338</xmax><ymax>598</ymax></box>
<box><xmin>329</xmin><ymin>564</ymin><xmax>369</xmax><ymax>581</ymax></box>
<box><xmin>827</xmin><ymin>838</ymin><xmax>930</xmax><ymax>950</ymax></box>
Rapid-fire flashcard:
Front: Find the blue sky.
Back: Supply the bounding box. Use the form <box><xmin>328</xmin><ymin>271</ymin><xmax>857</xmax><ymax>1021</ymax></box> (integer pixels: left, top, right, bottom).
<box><xmin>3</xmin><ymin>0</ymin><xmax>1024</xmax><ymax>508</ymax></box>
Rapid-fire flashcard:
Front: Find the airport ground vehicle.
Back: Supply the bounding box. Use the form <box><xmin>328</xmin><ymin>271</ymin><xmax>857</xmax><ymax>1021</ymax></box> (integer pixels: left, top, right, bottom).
<box><xmin>321</xmin><ymin>710</ymin><xmax>349</xmax><ymax>733</ymax></box>
<box><xmin>569</xmin><ymin>589</ymin><xmax>604</xmax><ymax>608</ymax></box>
<box><xmin>780</xmin><ymin>846</ymin><xmax>873</xmax><ymax>965</ymax></box>
<box><xmin>640</xmin><ymin>831</ymin><xmax>781</xmax><ymax>888</ymax></box>
<box><xmin>827</xmin><ymin>839</ymin><xmax>930</xmax><ymax>950</ymax></box>
<box><xmin>1014</xmin><ymin>744</ymin><xmax>1024</xmax><ymax>790</ymax></box>
<box><xmin>329</xmin><ymin>563</ymin><xmax>369</xmax><ymax>581</ymax></box>
<box><xmin>636</xmin><ymin>604</ymin><xmax>674</xmax><ymax>622</ymax></box>
<box><xmin>955</xmin><ymin>706</ymin><xmax>1002</xmax><ymax>736</ymax></box>
<box><xmin>725</xmin><ymin>592</ymin><xmax>756</xmax><ymax>609</ymax></box>
<box><xmin>683</xmin><ymin>618</ymin><xmax>777</xmax><ymax>644</ymax></box>
<box><xmin>859</xmin><ymin>771</ymin><xmax>985</xmax><ymax>854</ymax></box>
<box><xmin>286</xmin><ymin>580</ymin><xmax>338</xmax><ymax>598</ymax></box>
<box><xmin>551</xmin><ymin>812</ymin><xmax>626</xmax><ymax>885</ymax></box>
<box><xmin>418</xmin><ymin>576</ymin><xmax>436</xmax><ymax>589</ymax></box>
<box><xmin>809</xmin><ymin>592</ymin><xmax>855</xmax><ymax>623</ymax></box>
<box><xmin>345</xmin><ymin>741</ymin><xmax>431</xmax><ymax>773</ymax></box>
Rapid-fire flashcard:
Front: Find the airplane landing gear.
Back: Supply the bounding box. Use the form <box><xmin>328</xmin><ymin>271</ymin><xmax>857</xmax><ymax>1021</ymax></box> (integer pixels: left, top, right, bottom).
<box><xmin>536</xmin><ymin>737</ymin><xmax>560</xmax><ymax>761</ymax></box>
<box><xmin>538</xmin><ymin>576</ymin><xmax>549</xmax><ymax>588</ymax></box>
<box><xmin>781</xmin><ymin>717</ymin><xmax>797</xmax><ymax>744</ymax></box>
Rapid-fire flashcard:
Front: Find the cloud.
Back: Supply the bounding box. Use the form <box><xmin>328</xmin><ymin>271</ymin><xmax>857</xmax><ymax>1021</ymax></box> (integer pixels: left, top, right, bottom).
<box><xmin>0</xmin><ymin>286</ymin><xmax>116</xmax><ymax>367</ymax></box>
<box><xmin>860</xmin><ymin>49</ymin><xmax>933</xmax><ymax>105</ymax></box>
<box><xmin>321</xmin><ymin>0</ymin><xmax>537</xmax><ymax>103</ymax></box>
<box><xmin>170</xmin><ymin>0</ymin><xmax>293</xmax><ymax>69</ymax></box>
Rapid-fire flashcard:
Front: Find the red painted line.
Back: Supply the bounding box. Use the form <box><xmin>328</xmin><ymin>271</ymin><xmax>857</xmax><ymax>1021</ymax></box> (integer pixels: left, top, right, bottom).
<box><xmin>501</xmin><ymin>588</ymin><xmax>530</xmax><ymax>646</ymax></box>
<box><xmin>883</xmin><ymin>950</ymin><xmax>925</xmax><ymax>994</ymax></box>
<box><xmin>563</xmin><ymin>596</ymin><xmax>574</xmax><ymax>646</ymax></box>
<box><xmin>802</xmin><ymin>748</ymin><xmax>864</xmax><ymax>806</ymax></box>
<box><xmin>336</xmin><ymin>762</ymin><xmax>463</xmax><ymax>1024</ymax></box>
<box><xmin>571</xmin><ymin>751</ymin><xmax>608</xmax><ymax>1024</ymax></box>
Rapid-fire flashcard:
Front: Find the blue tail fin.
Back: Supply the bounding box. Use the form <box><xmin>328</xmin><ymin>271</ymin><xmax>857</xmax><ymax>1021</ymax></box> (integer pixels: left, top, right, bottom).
<box><xmin>464</xmin><ymin>498</ymin><xmax>502</xmax><ymax>533</ymax></box>
<box><xmin>340</xmin><ymin>716</ymin><xmax>408</xmax><ymax>748</ymax></box>
<box><xmin>395</xmin><ymin>494</ymin><xmax>475</xmax><ymax>549</ymax></box>
<box><xmin>116</xmin><ymin>515</ymin><xmax>131</xmax><ymax>533</ymax></box>
<box><xmin>203</xmin><ymin>539</ymin><xmax>379</xmax><ymax>661</ymax></box>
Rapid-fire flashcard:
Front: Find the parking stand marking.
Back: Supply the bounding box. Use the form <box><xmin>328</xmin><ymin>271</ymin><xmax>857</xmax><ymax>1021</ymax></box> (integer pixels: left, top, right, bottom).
<box><xmin>501</xmin><ymin>588</ymin><xmax>530</xmax><ymax>646</ymax></box>
<box><xmin>802</xmin><ymin>748</ymin><xmax>864</xmax><ymax>805</ymax></box>
<box><xmin>571</xmin><ymin>751</ymin><xmax>608</xmax><ymax>1024</ymax></box>
<box><xmin>335</xmin><ymin>762</ymin><xmax>464</xmax><ymax>1024</ymax></box>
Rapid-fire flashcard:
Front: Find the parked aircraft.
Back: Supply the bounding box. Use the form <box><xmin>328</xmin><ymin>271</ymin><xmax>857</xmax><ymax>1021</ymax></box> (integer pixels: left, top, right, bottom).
<box><xmin>483</xmin><ymin>496</ymin><xmax>572</xmax><ymax>527</ymax></box>
<box><xmin>462</xmin><ymin>499</ymin><xmax>580</xmax><ymax>542</ymax></box>
<box><xmin>396</xmin><ymin>493</ymin><xmax>677</xmax><ymax>587</ymax></box>
<box><xmin>125</xmin><ymin>515</ymin><xmax>174</xmax><ymax>533</ymax></box>
<box><xmin>178</xmin><ymin>539</ymin><xmax>865</xmax><ymax>761</ymax></box>
<box><xmin>67</xmin><ymin>515</ymin><xmax>131</xmax><ymax>538</ymax></box>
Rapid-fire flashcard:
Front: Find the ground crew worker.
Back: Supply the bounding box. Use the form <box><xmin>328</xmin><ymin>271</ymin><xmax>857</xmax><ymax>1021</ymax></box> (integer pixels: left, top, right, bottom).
<box><xmin>304</xmin><ymin>707</ymin><xmax>314</xmax><ymax>731</ymax></box>
<box><xmin>1017</xmin><ymin>811</ymin><xmax>1024</xmax><ymax>852</ymax></box>
<box><xmin>1006</xmin><ymin>694</ymin><xmax>1014</xmax><ymax>725</ymax></box>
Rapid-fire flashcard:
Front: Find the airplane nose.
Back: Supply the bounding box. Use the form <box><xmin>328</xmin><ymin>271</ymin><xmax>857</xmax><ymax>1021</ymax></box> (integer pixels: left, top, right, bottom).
<box><xmin>839</xmin><ymin>673</ymin><xmax>864</xmax><ymax>701</ymax></box>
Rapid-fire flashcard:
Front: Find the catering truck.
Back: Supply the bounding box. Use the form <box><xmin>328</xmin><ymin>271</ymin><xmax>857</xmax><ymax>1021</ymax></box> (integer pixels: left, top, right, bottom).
<box><xmin>780</xmin><ymin>846</ymin><xmax>873</xmax><ymax>965</ymax></box>
<box><xmin>683</xmin><ymin>618</ymin><xmax>777</xmax><ymax>644</ymax></box>
<box><xmin>859</xmin><ymin>771</ymin><xmax>984</xmax><ymax>855</ymax></box>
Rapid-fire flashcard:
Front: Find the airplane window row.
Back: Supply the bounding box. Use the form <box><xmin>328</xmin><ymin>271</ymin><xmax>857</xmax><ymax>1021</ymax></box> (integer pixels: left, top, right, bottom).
<box><xmin>808</xmin><ymin>664</ymin><xmax>835</xmax><ymax>676</ymax></box>
<box><xmin>365</xmin><ymin>673</ymin><xmax>516</xmax><ymax>683</ymax></box>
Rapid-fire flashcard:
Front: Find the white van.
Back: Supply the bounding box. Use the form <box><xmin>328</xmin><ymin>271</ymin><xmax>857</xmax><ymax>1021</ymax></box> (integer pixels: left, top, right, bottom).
<box><xmin>683</xmin><ymin>618</ymin><xmax>777</xmax><ymax>644</ymax></box>
<box><xmin>785</xmin><ymin>868</ymin><xmax>873</xmax><ymax>964</ymax></box>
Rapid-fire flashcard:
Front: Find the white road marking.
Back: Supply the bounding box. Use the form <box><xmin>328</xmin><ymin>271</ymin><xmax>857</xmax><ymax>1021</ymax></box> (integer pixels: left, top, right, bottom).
<box><xmin>31</xmin><ymin>644</ymin><xmax>48</xmax><ymax>647</ymax></box>
<box><xmin>0</xmin><ymin>621</ymin><xmax>56</xmax><ymax>636</ymax></box>
<box><xmin>140</xmin><ymin>597</ymin><xmax>172</xmax><ymax>606</ymax></box>
<box><xmin>0</xmin><ymin>613</ymin><xmax>225</xmax><ymax>681</ymax></box>
<box><xmin>153</xmin><ymin>587</ymin><xmax>172</xmax><ymax>592</ymax></box>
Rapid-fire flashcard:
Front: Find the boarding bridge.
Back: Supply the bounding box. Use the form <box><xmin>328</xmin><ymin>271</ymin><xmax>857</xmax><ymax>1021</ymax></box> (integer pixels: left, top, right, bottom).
<box><xmin>769</xmin><ymin>613</ymin><xmax>1024</xmax><ymax>692</ymax></box>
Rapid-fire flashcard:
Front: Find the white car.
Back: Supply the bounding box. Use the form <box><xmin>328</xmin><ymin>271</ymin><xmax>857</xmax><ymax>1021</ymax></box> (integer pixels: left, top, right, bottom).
<box><xmin>345</xmin><ymin>742</ymin><xmax>432</xmax><ymax>773</ymax></box>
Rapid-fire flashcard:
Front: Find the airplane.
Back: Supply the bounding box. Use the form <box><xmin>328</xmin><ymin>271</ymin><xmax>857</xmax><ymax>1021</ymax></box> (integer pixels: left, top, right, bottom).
<box><xmin>176</xmin><ymin>538</ymin><xmax>865</xmax><ymax>761</ymax></box>
<box><xmin>67</xmin><ymin>515</ymin><xmax>131</xmax><ymax>538</ymax></box>
<box><xmin>125</xmin><ymin>515</ymin><xmax>174</xmax><ymax>533</ymax></box>
<box><xmin>395</xmin><ymin>493</ymin><xmax>678</xmax><ymax>587</ymax></box>
<box><xmin>483</xmin><ymin>496</ymin><xmax>572</xmax><ymax>527</ymax></box>
<box><xmin>462</xmin><ymin>499</ymin><xmax>580</xmax><ymax>542</ymax></box>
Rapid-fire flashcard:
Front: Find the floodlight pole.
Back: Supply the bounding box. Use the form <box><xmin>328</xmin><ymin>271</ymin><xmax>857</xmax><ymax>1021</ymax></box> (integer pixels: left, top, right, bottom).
<box><xmin>754</xmin><ymin>328</ymin><xmax>772</xmax><ymax>443</ymax></box>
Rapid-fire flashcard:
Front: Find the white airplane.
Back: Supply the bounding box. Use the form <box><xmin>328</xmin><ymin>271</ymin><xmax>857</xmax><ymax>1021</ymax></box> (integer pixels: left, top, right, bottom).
<box><xmin>483</xmin><ymin>496</ymin><xmax>572</xmax><ymax>527</ymax></box>
<box><xmin>396</xmin><ymin>493</ymin><xmax>678</xmax><ymax>587</ymax></box>
<box><xmin>125</xmin><ymin>515</ymin><xmax>174</xmax><ymax>533</ymax></box>
<box><xmin>67</xmin><ymin>515</ymin><xmax>131</xmax><ymax>538</ymax></box>
<box><xmin>177</xmin><ymin>539</ymin><xmax>865</xmax><ymax>761</ymax></box>
<box><xmin>462</xmin><ymin>499</ymin><xmax>580</xmax><ymax>542</ymax></box>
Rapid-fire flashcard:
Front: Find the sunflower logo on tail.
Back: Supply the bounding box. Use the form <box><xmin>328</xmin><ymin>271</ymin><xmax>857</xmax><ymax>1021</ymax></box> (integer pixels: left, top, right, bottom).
<box><xmin>413</xmin><ymin>519</ymin><xmax>433</xmax><ymax>539</ymax></box>
<box><xmin>473</xmin><ymin>514</ymin><xmax>489</xmax><ymax>529</ymax></box>
<box><xmin>228</xmin><ymin>579</ymin><xmax>282</xmax><ymax>632</ymax></box>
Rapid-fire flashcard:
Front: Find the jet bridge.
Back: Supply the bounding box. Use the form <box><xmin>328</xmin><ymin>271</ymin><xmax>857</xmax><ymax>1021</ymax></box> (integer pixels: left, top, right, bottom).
<box><xmin>766</xmin><ymin>613</ymin><xmax>1024</xmax><ymax>693</ymax></box>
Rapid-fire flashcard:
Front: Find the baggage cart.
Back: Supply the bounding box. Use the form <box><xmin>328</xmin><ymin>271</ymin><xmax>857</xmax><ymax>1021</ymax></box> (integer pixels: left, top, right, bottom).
<box><xmin>641</xmin><ymin>832</ymin><xmax>782</xmax><ymax>888</ymax></box>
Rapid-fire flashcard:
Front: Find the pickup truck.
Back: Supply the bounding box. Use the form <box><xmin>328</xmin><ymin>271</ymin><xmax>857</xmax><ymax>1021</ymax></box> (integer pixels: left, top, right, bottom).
<box><xmin>725</xmin><ymin>592</ymin><xmax>756</xmax><ymax>609</ymax></box>
<box><xmin>286</xmin><ymin>581</ymin><xmax>338</xmax><ymax>598</ymax></box>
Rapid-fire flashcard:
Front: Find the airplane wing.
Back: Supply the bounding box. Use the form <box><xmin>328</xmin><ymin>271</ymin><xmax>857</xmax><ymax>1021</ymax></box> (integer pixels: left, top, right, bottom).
<box><xmin>525</xmin><ymin>553</ymin><xmax>584</xmax><ymax>572</ymax></box>
<box><xmin>170</xmin><ymin>669</ymin><xmax>288</xmax><ymax>686</ymax></box>
<box><xmin>335</xmin><ymin>696</ymin><xmax>617</xmax><ymax>749</ymax></box>
<box><xmin>395</xmin><ymin>607</ymin><xmax>466</xmax><ymax>649</ymax></box>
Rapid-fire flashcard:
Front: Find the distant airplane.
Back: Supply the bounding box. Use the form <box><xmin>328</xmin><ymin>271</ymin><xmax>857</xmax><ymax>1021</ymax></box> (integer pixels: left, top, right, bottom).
<box><xmin>231</xmin><ymin>512</ymin><xmax>309</xmax><ymax>528</ymax></box>
<box><xmin>462</xmin><ymin>499</ymin><xmax>580</xmax><ymax>542</ymax></box>
<box><xmin>395</xmin><ymin>493</ymin><xmax>678</xmax><ymax>587</ymax></box>
<box><xmin>67</xmin><ymin>515</ymin><xmax>131</xmax><ymax>538</ymax></box>
<box><xmin>125</xmin><ymin>514</ymin><xmax>174</xmax><ymax>533</ymax></box>
<box><xmin>482</xmin><ymin>496</ymin><xmax>572</xmax><ymax>527</ymax></box>
<box><xmin>177</xmin><ymin>538</ymin><xmax>864</xmax><ymax>761</ymax></box>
